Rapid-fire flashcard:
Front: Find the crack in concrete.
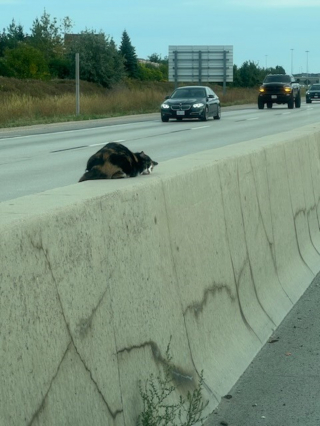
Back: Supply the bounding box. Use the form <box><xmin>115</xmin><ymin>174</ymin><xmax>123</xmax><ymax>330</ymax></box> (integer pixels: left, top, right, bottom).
<box><xmin>117</xmin><ymin>339</ymin><xmax>195</xmax><ymax>387</ymax></box>
<box><xmin>263</xmin><ymin>149</ymin><xmax>294</xmax><ymax>303</ymax></box>
<box><xmin>29</xmin><ymin>234</ymin><xmax>123</xmax><ymax>421</ymax></box>
<box><xmin>306</xmin><ymin>205</ymin><xmax>320</xmax><ymax>255</ymax></box>
<box><xmin>238</xmin><ymin>159</ymin><xmax>277</xmax><ymax>328</ymax></box>
<box><xmin>28</xmin><ymin>341</ymin><xmax>72</xmax><ymax>426</ymax></box>
<box><xmin>283</xmin><ymin>150</ymin><xmax>315</xmax><ymax>276</ymax></box>
<box><xmin>308</xmin><ymin>142</ymin><xmax>320</xmax><ymax>232</ymax></box>
<box><xmin>250</xmin><ymin>153</ymin><xmax>295</xmax><ymax>304</ymax></box>
<box><xmin>250</xmin><ymin>155</ymin><xmax>277</xmax><ymax>267</ymax></box>
<box><xmin>160</xmin><ymin>181</ymin><xmax>227</xmax><ymax>402</ymax></box>
<box><xmin>75</xmin><ymin>276</ymin><xmax>111</xmax><ymax>338</ymax></box>
<box><xmin>183</xmin><ymin>283</ymin><xmax>235</xmax><ymax>319</ymax></box>
<box><xmin>218</xmin><ymin>164</ymin><xmax>260</xmax><ymax>340</ymax></box>
<box><xmin>181</xmin><ymin>314</ymin><xmax>220</xmax><ymax>403</ymax></box>
<box><xmin>299</xmin><ymin>143</ymin><xmax>320</xmax><ymax>255</ymax></box>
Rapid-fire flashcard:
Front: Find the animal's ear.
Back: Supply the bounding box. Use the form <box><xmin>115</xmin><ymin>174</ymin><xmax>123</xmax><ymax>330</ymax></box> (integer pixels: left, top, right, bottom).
<box><xmin>153</xmin><ymin>161</ymin><xmax>159</xmax><ymax>166</ymax></box>
<box><xmin>140</xmin><ymin>151</ymin><xmax>145</xmax><ymax>154</ymax></box>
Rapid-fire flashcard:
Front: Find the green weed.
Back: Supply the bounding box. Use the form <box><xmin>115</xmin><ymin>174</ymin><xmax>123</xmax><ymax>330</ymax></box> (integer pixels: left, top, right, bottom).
<box><xmin>136</xmin><ymin>338</ymin><xmax>208</xmax><ymax>426</ymax></box>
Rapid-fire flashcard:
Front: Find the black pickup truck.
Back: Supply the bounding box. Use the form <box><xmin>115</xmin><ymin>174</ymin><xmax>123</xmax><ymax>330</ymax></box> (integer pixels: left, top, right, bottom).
<box><xmin>258</xmin><ymin>74</ymin><xmax>301</xmax><ymax>109</ymax></box>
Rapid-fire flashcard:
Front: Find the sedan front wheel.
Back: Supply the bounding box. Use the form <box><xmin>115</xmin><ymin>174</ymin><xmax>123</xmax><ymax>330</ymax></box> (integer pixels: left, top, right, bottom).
<box><xmin>214</xmin><ymin>105</ymin><xmax>221</xmax><ymax>120</ymax></box>
<box><xmin>200</xmin><ymin>107</ymin><xmax>208</xmax><ymax>121</ymax></box>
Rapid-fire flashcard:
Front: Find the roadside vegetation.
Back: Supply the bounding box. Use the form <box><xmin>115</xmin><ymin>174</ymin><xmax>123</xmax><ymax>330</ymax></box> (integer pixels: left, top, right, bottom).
<box><xmin>136</xmin><ymin>338</ymin><xmax>208</xmax><ymax>426</ymax></box>
<box><xmin>0</xmin><ymin>77</ymin><xmax>259</xmax><ymax>128</ymax></box>
<box><xmin>0</xmin><ymin>9</ymin><xmax>297</xmax><ymax>128</ymax></box>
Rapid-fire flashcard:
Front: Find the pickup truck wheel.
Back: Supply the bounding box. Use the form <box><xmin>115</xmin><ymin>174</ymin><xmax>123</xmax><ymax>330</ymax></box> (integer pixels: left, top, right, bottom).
<box><xmin>258</xmin><ymin>99</ymin><xmax>264</xmax><ymax>109</ymax></box>
<box><xmin>267</xmin><ymin>103</ymin><xmax>273</xmax><ymax>109</ymax></box>
<box><xmin>295</xmin><ymin>94</ymin><xmax>301</xmax><ymax>108</ymax></box>
<box><xmin>288</xmin><ymin>98</ymin><xmax>294</xmax><ymax>109</ymax></box>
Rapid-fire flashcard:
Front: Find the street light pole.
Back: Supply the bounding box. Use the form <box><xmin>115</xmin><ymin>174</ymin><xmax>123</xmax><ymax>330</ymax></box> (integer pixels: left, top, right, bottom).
<box><xmin>265</xmin><ymin>55</ymin><xmax>268</xmax><ymax>69</ymax></box>
<box><xmin>291</xmin><ymin>49</ymin><xmax>294</xmax><ymax>74</ymax></box>
<box><xmin>305</xmin><ymin>50</ymin><xmax>309</xmax><ymax>86</ymax></box>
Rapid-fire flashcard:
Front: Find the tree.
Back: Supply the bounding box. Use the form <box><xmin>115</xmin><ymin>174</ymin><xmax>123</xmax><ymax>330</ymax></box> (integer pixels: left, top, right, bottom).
<box><xmin>0</xmin><ymin>19</ymin><xmax>26</xmax><ymax>56</ymax></box>
<box><xmin>2</xmin><ymin>43</ymin><xmax>49</xmax><ymax>79</ymax></box>
<box><xmin>137</xmin><ymin>62</ymin><xmax>164</xmax><ymax>81</ymax></box>
<box><xmin>66</xmin><ymin>30</ymin><xmax>125</xmax><ymax>87</ymax></box>
<box><xmin>119</xmin><ymin>30</ymin><xmax>139</xmax><ymax>79</ymax></box>
<box><xmin>28</xmin><ymin>9</ymin><xmax>73</xmax><ymax>77</ymax></box>
<box><xmin>29</xmin><ymin>10</ymin><xmax>63</xmax><ymax>60</ymax></box>
<box><xmin>147</xmin><ymin>53</ymin><xmax>163</xmax><ymax>64</ymax></box>
<box><xmin>237</xmin><ymin>61</ymin><xmax>263</xmax><ymax>87</ymax></box>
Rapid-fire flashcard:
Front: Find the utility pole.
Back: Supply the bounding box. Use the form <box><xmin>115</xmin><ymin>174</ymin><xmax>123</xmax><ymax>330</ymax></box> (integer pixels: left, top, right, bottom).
<box><xmin>76</xmin><ymin>53</ymin><xmax>80</xmax><ymax>115</ymax></box>
<box><xmin>305</xmin><ymin>50</ymin><xmax>309</xmax><ymax>86</ymax></box>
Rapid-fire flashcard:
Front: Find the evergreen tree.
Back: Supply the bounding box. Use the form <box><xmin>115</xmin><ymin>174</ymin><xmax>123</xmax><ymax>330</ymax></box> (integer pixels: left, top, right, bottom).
<box><xmin>29</xmin><ymin>10</ymin><xmax>64</xmax><ymax>61</ymax></box>
<box><xmin>119</xmin><ymin>30</ymin><xmax>139</xmax><ymax>79</ymax></box>
<box><xmin>28</xmin><ymin>9</ymin><xmax>73</xmax><ymax>77</ymax></box>
<box><xmin>0</xmin><ymin>19</ymin><xmax>25</xmax><ymax>56</ymax></box>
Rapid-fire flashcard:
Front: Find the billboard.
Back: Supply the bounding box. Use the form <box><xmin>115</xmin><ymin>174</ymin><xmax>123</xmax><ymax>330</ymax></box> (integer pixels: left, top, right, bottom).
<box><xmin>168</xmin><ymin>45</ymin><xmax>233</xmax><ymax>84</ymax></box>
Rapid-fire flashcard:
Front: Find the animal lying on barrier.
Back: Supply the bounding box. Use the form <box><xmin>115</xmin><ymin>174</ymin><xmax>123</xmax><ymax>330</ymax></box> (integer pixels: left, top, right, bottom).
<box><xmin>79</xmin><ymin>142</ymin><xmax>158</xmax><ymax>182</ymax></box>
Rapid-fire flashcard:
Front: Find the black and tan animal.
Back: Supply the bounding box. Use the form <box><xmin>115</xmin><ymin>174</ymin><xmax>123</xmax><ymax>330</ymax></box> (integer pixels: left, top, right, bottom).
<box><xmin>79</xmin><ymin>142</ymin><xmax>158</xmax><ymax>182</ymax></box>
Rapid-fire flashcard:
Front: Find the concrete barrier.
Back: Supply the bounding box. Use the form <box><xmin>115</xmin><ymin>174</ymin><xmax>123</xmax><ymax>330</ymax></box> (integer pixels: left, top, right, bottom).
<box><xmin>1</xmin><ymin>122</ymin><xmax>320</xmax><ymax>425</ymax></box>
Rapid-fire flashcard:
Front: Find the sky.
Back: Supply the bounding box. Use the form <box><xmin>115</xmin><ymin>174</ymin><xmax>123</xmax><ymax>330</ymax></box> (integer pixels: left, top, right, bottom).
<box><xmin>1</xmin><ymin>0</ymin><xmax>319</xmax><ymax>75</ymax></box>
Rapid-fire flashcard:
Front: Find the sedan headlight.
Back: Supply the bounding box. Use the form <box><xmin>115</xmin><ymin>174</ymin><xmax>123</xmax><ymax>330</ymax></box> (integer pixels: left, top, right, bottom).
<box><xmin>161</xmin><ymin>103</ymin><xmax>170</xmax><ymax>109</ymax></box>
<box><xmin>192</xmin><ymin>103</ymin><xmax>204</xmax><ymax>108</ymax></box>
<box><xmin>306</xmin><ymin>91</ymin><xmax>310</xmax><ymax>95</ymax></box>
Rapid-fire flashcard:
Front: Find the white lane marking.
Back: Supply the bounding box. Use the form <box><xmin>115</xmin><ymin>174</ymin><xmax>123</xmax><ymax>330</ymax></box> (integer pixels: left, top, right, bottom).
<box><xmin>191</xmin><ymin>126</ymin><xmax>210</xmax><ymax>130</ymax></box>
<box><xmin>0</xmin><ymin>121</ymin><xmax>153</xmax><ymax>141</ymax></box>
<box><xmin>247</xmin><ymin>117</ymin><xmax>259</xmax><ymax>120</ymax></box>
<box><xmin>89</xmin><ymin>140</ymin><xmax>125</xmax><ymax>147</ymax></box>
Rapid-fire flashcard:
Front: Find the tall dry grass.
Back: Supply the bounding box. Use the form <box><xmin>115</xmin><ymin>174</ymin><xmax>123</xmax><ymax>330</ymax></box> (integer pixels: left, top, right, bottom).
<box><xmin>0</xmin><ymin>79</ymin><xmax>258</xmax><ymax>128</ymax></box>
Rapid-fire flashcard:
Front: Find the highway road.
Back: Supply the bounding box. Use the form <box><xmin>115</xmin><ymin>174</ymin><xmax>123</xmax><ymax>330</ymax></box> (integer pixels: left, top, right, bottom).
<box><xmin>1</xmin><ymin>102</ymin><xmax>320</xmax><ymax>202</ymax></box>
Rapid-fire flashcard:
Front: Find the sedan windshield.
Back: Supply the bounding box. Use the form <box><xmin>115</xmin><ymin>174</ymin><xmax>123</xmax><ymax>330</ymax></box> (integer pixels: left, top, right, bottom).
<box><xmin>310</xmin><ymin>85</ymin><xmax>320</xmax><ymax>90</ymax></box>
<box><xmin>171</xmin><ymin>88</ymin><xmax>206</xmax><ymax>99</ymax></box>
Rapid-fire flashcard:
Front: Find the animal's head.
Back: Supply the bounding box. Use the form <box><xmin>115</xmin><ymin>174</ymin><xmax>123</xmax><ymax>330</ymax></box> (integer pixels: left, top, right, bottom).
<box><xmin>136</xmin><ymin>151</ymin><xmax>158</xmax><ymax>175</ymax></box>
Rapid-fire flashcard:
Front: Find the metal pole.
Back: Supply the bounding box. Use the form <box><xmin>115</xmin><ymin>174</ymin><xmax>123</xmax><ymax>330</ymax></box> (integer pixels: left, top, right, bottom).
<box><xmin>174</xmin><ymin>50</ymin><xmax>178</xmax><ymax>89</ymax></box>
<box><xmin>223</xmin><ymin>50</ymin><xmax>227</xmax><ymax>95</ymax></box>
<box><xmin>291</xmin><ymin>49</ymin><xmax>294</xmax><ymax>74</ymax></box>
<box><xmin>198</xmin><ymin>50</ymin><xmax>202</xmax><ymax>84</ymax></box>
<box><xmin>305</xmin><ymin>50</ymin><xmax>309</xmax><ymax>86</ymax></box>
<box><xmin>75</xmin><ymin>53</ymin><xmax>80</xmax><ymax>115</ymax></box>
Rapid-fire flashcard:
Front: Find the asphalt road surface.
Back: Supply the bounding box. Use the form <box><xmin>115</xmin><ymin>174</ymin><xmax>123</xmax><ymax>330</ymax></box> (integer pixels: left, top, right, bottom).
<box><xmin>205</xmin><ymin>272</ymin><xmax>320</xmax><ymax>426</ymax></box>
<box><xmin>1</xmin><ymin>102</ymin><xmax>320</xmax><ymax>202</ymax></box>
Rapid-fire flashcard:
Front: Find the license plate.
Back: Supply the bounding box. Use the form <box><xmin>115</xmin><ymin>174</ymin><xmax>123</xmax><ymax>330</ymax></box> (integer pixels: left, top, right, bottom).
<box><xmin>176</xmin><ymin>110</ymin><xmax>185</xmax><ymax>116</ymax></box>
<box><xmin>271</xmin><ymin>95</ymin><xmax>277</xmax><ymax>99</ymax></box>
<box><xmin>315</xmin><ymin>95</ymin><xmax>318</xmax><ymax>98</ymax></box>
